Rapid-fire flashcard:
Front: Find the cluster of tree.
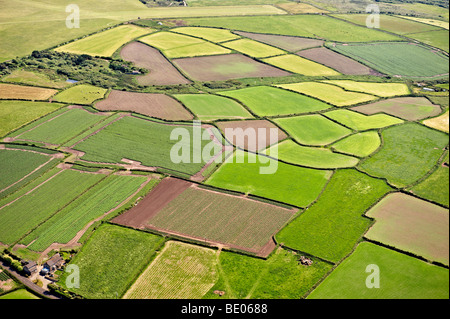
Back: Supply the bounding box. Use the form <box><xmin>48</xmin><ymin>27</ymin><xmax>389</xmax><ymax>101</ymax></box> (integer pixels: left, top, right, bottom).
<box><xmin>139</xmin><ymin>0</ymin><xmax>185</xmax><ymax>7</ymax></box>
<box><xmin>0</xmin><ymin>50</ymin><xmax>146</xmax><ymax>90</ymax></box>
<box><xmin>375</xmin><ymin>0</ymin><xmax>449</xmax><ymax>9</ymax></box>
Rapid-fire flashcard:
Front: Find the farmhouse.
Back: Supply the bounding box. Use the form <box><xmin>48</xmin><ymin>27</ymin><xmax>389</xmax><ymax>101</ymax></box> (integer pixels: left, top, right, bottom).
<box><xmin>23</xmin><ymin>261</ymin><xmax>38</xmax><ymax>276</ymax></box>
<box><xmin>43</xmin><ymin>254</ymin><xmax>64</xmax><ymax>273</ymax></box>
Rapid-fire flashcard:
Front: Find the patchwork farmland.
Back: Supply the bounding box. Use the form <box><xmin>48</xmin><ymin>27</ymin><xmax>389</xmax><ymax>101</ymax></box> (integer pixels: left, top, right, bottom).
<box><xmin>0</xmin><ymin>0</ymin><xmax>448</xmax><ymax>303</ymax></box>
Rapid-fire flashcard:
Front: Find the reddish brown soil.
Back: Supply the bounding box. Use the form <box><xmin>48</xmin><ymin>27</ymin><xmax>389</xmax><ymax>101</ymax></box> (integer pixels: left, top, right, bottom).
<box><xmin>216</xmin><ymin>119</ymin><xmax>287</xmax><ymax>152</ymax></box>
<box><xmin>172</xmin><ymin>54</ymin><xmax>291</xmax><ymax>82</ymax></box>
<box><xmin>111</xmin><ymin>177</ymin><xmax>192</xmax><ymax>228</ymax></box>
<box><xmin>120</xmin><ymin>41</ymin><xmax>191</xmax><ymax>86</ymax></box>
<box><xmin>297</xmin><ymin>47</ymin><xmax>376</xmax><ymax>75</ymax></box>
<box><xmin>235</xmin><ymin>31</ymin><xmax>324</xmax><ymax>52</ymax></box>
<box><xmin>95</xmin><ymin>90</ymin><xmax>193</xmax><ymax>121</ymax></box>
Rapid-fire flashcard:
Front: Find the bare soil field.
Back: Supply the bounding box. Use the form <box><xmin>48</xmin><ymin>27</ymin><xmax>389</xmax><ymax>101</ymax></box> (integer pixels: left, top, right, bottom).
<box><xmin>297</xmin><ymin>47</ymin><xmax>377</xmax><ymax>75</ymax></box>
<box><xmin>120</xmin><ymin>42</ymin><xmax>191</xmax><ymax>86</ymax></box>
<box><xmin>0</xmin><ymin>83</ymin><xmax>58</xmax><ymax>101</ymax></box>
<box><xmin>234</xmin><ymin>31</ymin><xmax>324</xmax><ymax>52</ymax></box>
<box><xmin>172</xmin><ymin>53</ymin><xmax>291</xmax><ymax>81</ymax></box>
<box><xmin>95</xmin><ymin>90</ymin><xmax>193</xmax><ymax>121</ymax></box>
<box><xmin>111</xmin><ymin>177</ymin><xmax>191</xmax><ymax>228</ymax></box>
<box><xmin>351</xmin><ymin>97</ymin><xmax>442</xmax><ymax>121</ymax></box>
<box><xmin>216</xmin><ymin>119</ymin><xmax>287</xmax><ymax>152</ymax></box>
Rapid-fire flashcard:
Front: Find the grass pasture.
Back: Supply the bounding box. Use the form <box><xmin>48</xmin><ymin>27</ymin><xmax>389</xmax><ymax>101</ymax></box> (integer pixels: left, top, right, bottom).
<box><xmin>0</xmin><ymin>100</ymin><xmax>64</xmax><ymax>137</ymax></box>
<box><xmin>406</xmin><ymin>29</ymin><xmax>449</xmax><ymax>52</ymax></box>
<box><xmin>308</xmin><ymin>242</ymin><xmax>449</xmax><ymax>299</ymax></box>
<box><xmin>2</xmin><ymin>69</ymin><xmax>70</xmax><ymax>89</ymax></box>
<box><xmin>331</xmin><ymin>42</ymin><xmax>449</xmax><ymax>78</ymax></box>
<box><xmin>52</xmin><ymin>84</ymin><xmax>107</xmax><ymax>105</ymax></box>
<box><xmin>351</xmin><ymin>97</ymin><xmax>442</xmax><ymax>121</ymax></box>
<box><xmin>322</xmin><ymin>80</ymin><xmax>410</xmax><ymax>97</ymax></box>
<box><xmin>124</xmin><ymin>241</ymin><xmax>218</xmax><ymax>299</ymax></box>
<box><xmin>262</xmin><ymin>54</ymin><xmax>340</xmax><ymax>76</ymax></box>
<box><xmin>54</xmin><ymin>25</ymin><xmax>152</xmax><ymax>57</ymax></box>
<box><xmin>222</xmin><ymin>38</ymin><xmax>286</xmax><ymax>58</ymax></box>
<box><xmin>277</xmin><ymin>82</ymin><xmax>377</xmax><ymax>107</ymax></box>
<box><xmin>146</xmin><ymin>186</ymin><xmax>295</xmax><ymax>255</ymax></box>
<box><xmin>173</xmin><ymin>94</ymin><xmax>253</xmax><ymax>121</ymax></box>
<box><xmin>331</xmin><ymin>131</ymin><xmax>381</xmax><ymax>158</ymax></box>
<box><xmin>59</xmin><ymin>223</ymin><xmax>164</xmax><ymax>299</ymax></box>
<box><xmin>265</xmin><ymin>140</ymin><xmax>359</xmax><ymax>169</ymax></box>
<box><xmin>323</xmin><ymin>109</ymin><xmax>404</xmax><ymax>131</ymax></box>
<box><xmin>0</xmin><ymin>84</ymin><xmax>57</xmax><ymax>101</ymax></box>
<box><xmin>274</xmin><ymin>115</ymin><xmax>352</xmax><ymax>146</ymax></box>
<box><xmin>365</xmin><ymin>193</ymin><xmax>449</xmax><ymax>265</ymax></box>
<box><xmin>360</xmin><ymin>123</ymin><xmax>449</xmax><ymax>187</ymax></box>
<box><xmin>0</xmin><ymin>169</ymin><xmax>104</xmax><ymax>245</ymax></box>
<box><xmin>206</xmin><ymin>150</ymin><xmax>332</xmax><ymax>208</ymax></box>
<box><xmin>398</xmin><ymin>16</ymin><xmax>449</xmax><ymax>30</ymax></box>
<box><xmin>276</xmin><ymin>169</ymin><xmax>392</xmax><ymax>263</ymax></box>
<box><xmin>172</xmin><ymin>27</ymin><xmax>240</xmax><ymax>43</ymax></box>
<box><xmin>218</xmin><ymin>86</ymin><xmax>330</xmax><ymax>117</ymax></box>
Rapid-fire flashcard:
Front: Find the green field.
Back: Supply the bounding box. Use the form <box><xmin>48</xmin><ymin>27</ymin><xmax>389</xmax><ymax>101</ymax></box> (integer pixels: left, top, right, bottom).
<box><xmin>21</xmin><ymin>174</ymin><xmax>149</xmax><ymax>252</ymax></box>
<box><xmin>323</xmin><ymin>109</ymin><xmax>404</xmax><ymax>131</ymax></box>
<box><xmin>276</xmin><ymin>169</ymin><xmax>392</xmax><ymax>263</ymax></box>
<box><xmin>59</xmin><ymin>223</ymin><xmax>165</xmax><ymax>299</ymax></box>
<box><xmin>204</xmin><ymin>247</ymin><xmax>333</xmax><ymax>299</ymax></box>
<box><xmin>321</xmin><ymin>80</ymin><xmax>410</xmax><ymax>97</ymax></box>
<box><xmin>52</xmin><ymin>84</ymin><xmax>108</xmax><ymax>105</ymax></box>
<box><xmin>0</xmin><ymin>169</ymin><xmax>104</xmax><ymax>245</ymax></box>
<box><xmin>124</xmin><ymin>241</ymin><xmax>218</xmax><ymax>299</ymax></box>
<box><xmin>173</xmin><ymin>94</ymin><xmax>252</xmax><ymax>121</ymax></box>
<box><xmin>0</xmin><ymin>289</ymin><xmax>40</xmax><ymax>300</ymax></box>
<box><xmin>186</xmin><ymin>14</ymin><xmax>402</xmax><ymax>42</ymax></box>
<box><xmin>218</xmin><ymin>86</ymin><xmax>330</xmax><ymax>117</ymax></box>
<box><xmin>222</xmin><ymin>38</ymin><xmax>286</xmax><ymax>58</ymax></box>
<box><xmin>264</xmin><ymin>140</ymin><xmax>359</xmax><ymax>169</ymax></box>
<box><xmin>75</xmin><ymin>116</ymin><xmax>221</xmax><ymax>176</ymax></box>
<box><xmin>274</xmin><ymin>115</ymin><xmax>352</xmax><ymax>146</ymax></box>
<box><xmin>17</xmin><ymin>108</ymin><xmax>111</xmax><ymax>146</ymax></box>
<box><xmin>55</xmin><ymin>25</ymin><xmax>152</xmax><ymax>57</ymax></box>
<box><xmin>139</xmin><ymin>31</ymin><xmax>230</xmax><ymax>58</ymax></box>
<box><xmin>0</xmin><ymin>101</ymin><xmax>64</xmax><ymax>137</ymax></box>
<box><xmin>277</xmin><ymin>82</ymin><xmax>377</xmax><ymax>107</ymax></box>
<box><xmin>206</xmin><ymin>150</ymin><xmax>332</xmax><ymax>208</ymax></box>
<box><xmin>360</xmin><ymin>123</ymin><xmax>449</xmax><ymax>187</ymax></box>
<box><xmin>331</xmin><ymin>131</ymin><xmax>381</xmax><ymax>158</ymax></box>
<box><xmin>263</xmin><ymin>54</ymin><xmax>340</xmax><ymax>76</ymax></box>
<box><xmin>331</xmin><ymin>42</ymin><xmax>449</xmax><ymax>78</ymax></box>
<box><xmin>1</xmin><ymin>69</ymin><xmax>70</xmax><ymax>89</ymax></box>
<box><xmin>407</xmin><ymin>29</ymin><xmax>449</xmax><ymax>52</ymax></box>
<box><xmin>308</xmin><ymin>242</ymin><xmax>449</xmax><ymax>299</ymax></box>
<box><xmin>172</xmin><ymin>27</ymin><xmax>241</xmax><ymax>43</ymax></box>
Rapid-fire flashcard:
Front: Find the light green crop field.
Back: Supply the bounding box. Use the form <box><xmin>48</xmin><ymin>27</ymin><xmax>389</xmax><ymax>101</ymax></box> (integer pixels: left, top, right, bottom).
<box><xmin>0</xmin><ymin>169</ymin><xmax>104</xmax><ymax>245</ymax></box>
<box><xmin>321</xmin><ymin>80</ymin><xmax>410</xmax><ymax>97</ymax></box>
<box><xmin>186</xmin><ymin>14</ymin><xmax>402</xmax><ymax>42</ymax></box>
<box><xmin>264</xmin><ymin>140</ymin><xmax>359</xmax><ymax>169</ymax></box>
<box><xmin>172</xmin><ymin>27</ymin><xmax>241</xmax><ymax>43</ymax></box>
<box><xmin>277</xmin><ymin>82</ymin><xmax>377</xmax><ymax>107</ymax></box>
<box><xmin>308</xmin><ymin>242</ymin><xmax>449</xmax><ymax>299</ymax></box>
<box><xmin>218</xmin><ymin>86</ymin><xmax>330</xmax><ymax>117</ymax></box>
<box><xmin>0</xmin><ymin>100</ymin><xmax>64</xmax><ymax>137</ymax></box>
<box><xmin>54</xmin><ymin>25</ymin><xmax>152</xmax><ymax>57</ymax></box>
<box><xmin>323</xmin><ymin>109</ymin><xmax>404</xmax><ymax>131</ymax></box>
<box><xmin>398</xmin><ymin>16</ymin><xmax>449</xmax><ymax>30</ymax></box>
<box><xmin>52</xmin><ymin>84</ymin><xmax>108</xmax><ymax>105</ymax></box>
<box><xmin>276</xmin><ymin>169</ymin><xmax>393</xmax><ymax>263</ymax></box>
<box><xmin>331</xmin><ymin>42</ymin><xmax>449</xmax><ymax>78</ymax></box>
<box><xmin>173</xmin><ymin>94</ymin><xmax>252</xmax><ymax>121</ymax></box>
<box><xmin>17</xmin><ymin>108</ymin><xmax>111</xmax><ymax>145</ymax></box>
<box><xmin>222</xmin><ymin>38</ymin><xmax>286</xmax><ymax>58</ymax></box>
<box><xmin>0</xmin><ymin>289</ymin><xmax>40</xmax><ymax>300</ymax></box>
<box><xmin>360</xmin><ymin>123</ymin><xmax>449</xmax><ymax>187</ymax></box>
<box><xmin>1</xmin><ymin>69</ymin><xmax>70</xmax><ymax>89</ymax></box>
<box><xmin>407</xmin><ymin>29</ymin><xmax>449</xmax><ymax>52</ymax></box>
<box><xmin>124</xmin><ymin>241</ymin><xmax>218</xmax><ymax>299</ymax></box>
<box><xmin>331</xmin><ymin>131</ymin><xmax>381</xmax><ymax>158</ymax></box>
<box><xmin>263</xmin><ymin>54</ymin><xmax>340</xmax><ymax>76</ymax></box>
<box><xmin>163</xmin><ymin>42</ymin><xmax>232</xmax><ymax>59</ymax></box>
<box><xmin>59</xmin><ymin>223</ymin><xmax>165</xmax><ymax>299</ymax></box>
<box><xmin>206</xmin><ymin>150</ymin><xmax>332</xmax><ymax>208</ymax></box>
<box><xmin>274</xmin><ymin>115</ymin><xmax>352</xmax><ymax>146</ymax></box>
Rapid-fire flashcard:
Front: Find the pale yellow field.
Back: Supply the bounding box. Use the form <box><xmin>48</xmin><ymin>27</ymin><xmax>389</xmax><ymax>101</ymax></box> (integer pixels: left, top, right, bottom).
<box><xmin>423</xmin><ymin>110</ymin><xmax>449</xmax><ymax>132</ymax></box>
<box><xmin>397</xmin><ymin>16</ymin><xmax>449</xmax><ymax>30</ymax></box>
<box><xmin>322</xmin><ymin>80</ymin><xmax>411</xmax><ymax>97</ymax></box>
<box><xmin>0</xmin><ymin>83</ymin><xmax>58</xmax><ymax>101</ymax></box>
